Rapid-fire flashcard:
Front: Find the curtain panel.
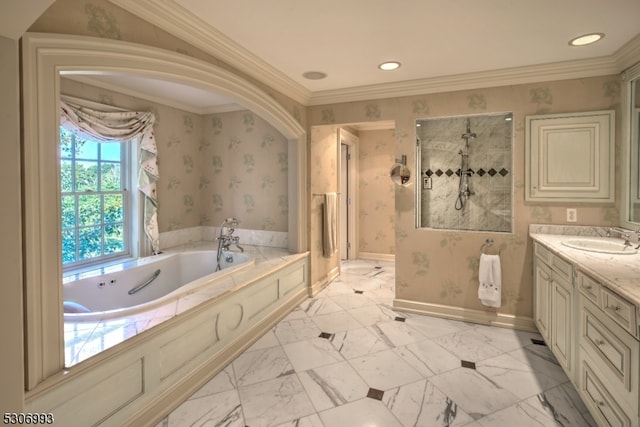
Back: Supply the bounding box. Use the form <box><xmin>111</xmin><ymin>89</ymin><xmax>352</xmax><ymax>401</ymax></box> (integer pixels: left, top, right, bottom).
<box><xmin>60</xmin><ymin>101</ymin><xmax>160</xmax><ymax>254</ymax></box>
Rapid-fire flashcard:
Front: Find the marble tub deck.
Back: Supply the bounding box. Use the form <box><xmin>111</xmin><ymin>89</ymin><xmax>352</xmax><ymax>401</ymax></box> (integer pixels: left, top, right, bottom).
<box><xmin>156</xmin><ymin>259</ymin><xmax>596</xmax><ymax>427</ymax></box>
<box><xmin>64</xmin><ymin>244</ymin><xmax>298</xmax><ymax>366</ymax></box>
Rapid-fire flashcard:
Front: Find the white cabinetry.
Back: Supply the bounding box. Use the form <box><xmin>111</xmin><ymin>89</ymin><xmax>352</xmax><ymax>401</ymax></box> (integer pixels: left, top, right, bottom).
<box><xmin>525</xmin><ymin>110</ymin><xmax>615</xmax><ymax>202</ymax></box>
<box><xmin>533</xmin><ymin>241</ymin><xmax>640</xmax><ymax>427</ymax></box>
<box><xmin>576</xmin><ymin>272</ymin><xmax>639</xmax><ymax>427</ymax></box>
<box><xmin>533</xmin><ymin>243</ymin><xmax>575</xmax><ymax>380</ymax></box>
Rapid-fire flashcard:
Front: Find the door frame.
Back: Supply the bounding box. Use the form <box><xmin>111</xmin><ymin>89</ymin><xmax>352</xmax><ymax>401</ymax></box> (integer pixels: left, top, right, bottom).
<box><xmin>338</xmin><ymin>128</ymin><xmax>358</xmax><ymax>260</ymax></box>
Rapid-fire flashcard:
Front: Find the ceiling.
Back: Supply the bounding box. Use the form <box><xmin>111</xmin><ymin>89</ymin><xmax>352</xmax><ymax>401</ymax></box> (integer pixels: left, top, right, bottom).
<box><xmin>110</xmin><ymin>0</ymin><xmax>640</xmax><ymax>106</ymax></box>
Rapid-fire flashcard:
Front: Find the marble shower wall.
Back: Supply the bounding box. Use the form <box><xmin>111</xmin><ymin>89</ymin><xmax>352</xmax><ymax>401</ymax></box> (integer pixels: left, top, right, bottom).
<box><xmin>418</xmin><ymin>113</ymin><xmax>513</xmax><ymax>232</ymax></box>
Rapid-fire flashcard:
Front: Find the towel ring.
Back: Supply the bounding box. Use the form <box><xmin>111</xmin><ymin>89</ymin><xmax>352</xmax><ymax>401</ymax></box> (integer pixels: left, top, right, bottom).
<box><xmin>480</xmin><ymin>239</ymin><xmax>500</xmax><ymax>255</ymax></box>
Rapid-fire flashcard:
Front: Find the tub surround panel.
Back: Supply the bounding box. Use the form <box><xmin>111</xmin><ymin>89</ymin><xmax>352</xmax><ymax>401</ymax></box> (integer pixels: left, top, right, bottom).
<box><xmin>29</xmin><ymin>246</ymin><xmax>309</xmax><ymax>426</ymax></box>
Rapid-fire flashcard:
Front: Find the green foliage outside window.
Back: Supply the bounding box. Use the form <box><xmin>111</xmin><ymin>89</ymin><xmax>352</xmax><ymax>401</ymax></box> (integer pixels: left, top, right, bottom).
<box><xmin>60</xmin><ymin>128</ymin><xmax>127</xmax><ymax>266</ymax></box>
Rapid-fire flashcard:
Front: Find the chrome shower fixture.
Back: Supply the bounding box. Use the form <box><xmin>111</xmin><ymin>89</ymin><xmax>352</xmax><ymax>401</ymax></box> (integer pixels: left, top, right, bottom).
<box><xmin>455</xmin><ymin>118</ymin><xmax>476</xmax><ymax>210</ymax></box>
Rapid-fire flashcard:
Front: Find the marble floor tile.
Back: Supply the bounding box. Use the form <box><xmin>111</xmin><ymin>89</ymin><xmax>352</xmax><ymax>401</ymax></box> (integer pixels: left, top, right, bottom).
<box><xmin>310</xmin><ymin>310</ymin><xmax>362</xmax><ymax>333</ymax></box>
<box><xmin>300</xmin><ymin>296</ymin><xmax>345</xmax><ymax>316</ymax></box>
<box><xmin>298</xmin><ymin>360</ymin><xmax>370</xmax><ymax>411</ymax></box>
<box><xmin>476</xmin><ymin>353</ymin><xmax>564</xmax><ymax>400</ymax></box>
<box><xmin>349</xmin><ymin>349</ymin><xmax>423</xmax><ymax>391</ymax></box>
<box><xmin>273</xmin><ymin>315</ymin><xmax>321</xmax><ymax>344</ymax></box>
<box><xmin>238</xmin><ymin>373</ymin><xmax>315</xmax><ymax>427</ymax></box>
<box><xmin>282</xmin><ymin>337</ymin><xmax>344</xmax><ymax>372</ymax></box>
<box><xmin>159</xmin><ymin>259</ymin><xmax>595</xmax><ymax>427</ymax></box>
<box><xmin>232</xmin><ymin>345</ymin><xmax>294</xmax><ymax>387</ymax></box>
<box><xmin>431</xmin><ymin>329</ymin><xmax>505</xmax><ymax>362</ymax></box>
<box><xmin>429</xmin><ymin>367</ymin><xmax>521</xmax><ymax>420</ymax></box>
<box><xmin>383</xmin><ymin>379</ymin><xmax>474</xmax><ymax>427</ymax></box>
<box><xmin>330</xmin><ymin>327</ymin><xmax>391</xmax><ymax>359</ymax></box>
<box><xmin>318</xmin><ymin>398</ymin><xmax>403</xmax><ymax>427</ymax></box>
<box><xmin>162</xmin><ymin>388</ymin><xmax>244</xmax><ymax>427</ymax></box>
<box><xmin>347</xmin><ymin>304</ymin><xmax>398</xmax><ymax>326</ymax></box>
<box><xmin>394</xmin><ymin>338</ymin><xmax>460</xmax><ymax>377</ymax></box>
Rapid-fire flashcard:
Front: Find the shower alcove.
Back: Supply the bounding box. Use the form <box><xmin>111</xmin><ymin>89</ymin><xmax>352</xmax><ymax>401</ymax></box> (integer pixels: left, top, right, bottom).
<box><xmin>416</xmin><ymin>112</ymin><xmax>514</xmax><ymax>232</ymax></box>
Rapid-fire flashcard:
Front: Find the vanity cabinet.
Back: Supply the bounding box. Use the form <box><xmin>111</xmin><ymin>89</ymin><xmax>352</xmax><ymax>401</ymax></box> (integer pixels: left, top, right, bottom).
<box><xmin>533</xmin><ymin>243</ymin><xmax>575</xmax><ymax>379</ymax></box>
<box><xmin>576</xmin><ymin>271</ymin><xmax>639</xmax><ymax>427</ymax></box>
<box><xmin>533</xmin><ymin>240</ymin><xmax>640</xmax><ymax>427</ymax></box>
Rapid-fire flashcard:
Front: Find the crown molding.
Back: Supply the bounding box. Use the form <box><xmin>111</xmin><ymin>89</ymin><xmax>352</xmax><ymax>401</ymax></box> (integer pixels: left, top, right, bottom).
<box><xmin>308</xmin><ymin>56</ymin><xmax>621</xmax><ymax>106</ymax></box>
<box><xmin>110</xmin><ymin>0</ymin><xmax>640</xmax><ymax>107</ymax></box>
<box><xmin>614</xmin><ymin>33</ymin><xmax>640</xmax><ymax>73</ymax></box>
<box><xmin>109</xmin><ymin>0</ymin><xmax>312</xmax><ymax>105</ymax></box>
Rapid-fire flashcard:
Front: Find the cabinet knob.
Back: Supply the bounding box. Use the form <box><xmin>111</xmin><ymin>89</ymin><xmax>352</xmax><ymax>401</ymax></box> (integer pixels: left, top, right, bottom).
<box><xmin>584</xmin><ymin>284</ymin><xmax>592</xmax><ymax>290</ymax></box>
<box><xmin>614</xmin><ymin>305</ymin><xmax>622</xmax><ymax>312</ymax></box>
<box><xmin>596</xmin><ymin>339</ymin><xmax>606</xmax><ymax>346</ymax></box>
<box><xmin>597</xmin><ymin>400</ymin><xmax>606</xmax><ymax>407</ymax></box>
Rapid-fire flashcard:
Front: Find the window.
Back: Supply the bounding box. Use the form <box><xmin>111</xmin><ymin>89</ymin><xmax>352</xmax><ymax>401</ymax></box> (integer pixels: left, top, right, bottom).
<box><xmin>60</xmin><ymin>127</ymin><xmax>130</xmax><ymax>268</ymax></box>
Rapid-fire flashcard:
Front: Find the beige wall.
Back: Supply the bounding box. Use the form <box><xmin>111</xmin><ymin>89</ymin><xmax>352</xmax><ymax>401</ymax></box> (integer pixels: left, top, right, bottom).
<box><xmin>0</xmin><ymin>36</ymin><xmax>24</xmax><ymax>412</ymax></box>
<box><xmin>358</xmin><ymin>129</ymin><xmax>395</xmax><ymax>255</ymax></box>
<box><xmin>308</xmin><ymin>76</ymin><xmax>621</xmax><ymax>319</ymax></box>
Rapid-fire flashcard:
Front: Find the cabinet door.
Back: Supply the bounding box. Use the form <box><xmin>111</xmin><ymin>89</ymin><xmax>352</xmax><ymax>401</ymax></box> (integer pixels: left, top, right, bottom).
<box><xmin>534</xmin><ymin>258</ymin><xmax>552</xmax><ymax>342</ymax></box>
<box><xmin>551</xmin><ymin>274</ymin><xmax>573</xmax><ymax>376</ymax></box>
<box><xmin>525</xmin><ymin>110</ymin><xmax>614</xmax><ymax>202</ymax></box>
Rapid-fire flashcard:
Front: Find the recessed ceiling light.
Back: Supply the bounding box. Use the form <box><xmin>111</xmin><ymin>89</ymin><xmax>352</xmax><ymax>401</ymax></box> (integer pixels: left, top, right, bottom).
<box><xmin>569</xmin><ymin>33</ymin><xmax>604</xmax><ymax>46</ymax></box>
<box><xmin>302</xmin><ymin>71</ymin><xmax>327</xmax><ymax>80</ymax></box>
<box><xmin>379</xmin><ymin>61</ymin><xmax>401</xmax><ymax>71</ymax></box>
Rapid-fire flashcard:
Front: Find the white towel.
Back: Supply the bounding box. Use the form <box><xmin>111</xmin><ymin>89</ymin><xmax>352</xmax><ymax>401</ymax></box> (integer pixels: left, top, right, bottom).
<box><xmin>322</xmin><ymin>192</ymin><xmax>338</xmax><ymax>257</ymax></box>
<box><xmin>478</xmin><ymin>253</ymin><xmax>502</xmax><ymax>308</ymax></box>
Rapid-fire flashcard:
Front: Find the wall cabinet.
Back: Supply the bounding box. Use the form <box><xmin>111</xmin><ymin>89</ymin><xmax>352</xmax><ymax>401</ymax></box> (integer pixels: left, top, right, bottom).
<box><xmin>533</xmin><ymin>241</ymin><xmax>640</xmax><ymax>427</ymax></box>
<box><xmin>525</xmin><ymin>110</ymin><xmax>615</xmax><ymax>202</ymax></box>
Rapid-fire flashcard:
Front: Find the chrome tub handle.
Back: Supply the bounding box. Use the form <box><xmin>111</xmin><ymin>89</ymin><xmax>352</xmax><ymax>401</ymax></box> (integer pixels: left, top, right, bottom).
<box><xmin>128</xmin><ymin>269</ymin><xmax>161</xmax><ymax>295</ymax></box>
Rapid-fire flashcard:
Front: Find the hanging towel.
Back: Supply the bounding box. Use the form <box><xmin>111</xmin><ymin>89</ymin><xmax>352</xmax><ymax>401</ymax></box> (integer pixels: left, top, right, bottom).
<box><xmin>478</xmin><ymin>253</ymin><xmax>502</xmax><ymax>308</ymax></box>
<box><xmin>322</xmin><ymin>192</ymin><xmax>338</xmax><ymax>257</ymax></box>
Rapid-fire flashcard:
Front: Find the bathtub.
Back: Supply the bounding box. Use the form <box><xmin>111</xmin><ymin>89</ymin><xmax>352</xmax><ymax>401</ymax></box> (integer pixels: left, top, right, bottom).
<box><xmin>63</xmin><ymin>250</ymin><xmax>252</xmax><ymax>321</ymax></box>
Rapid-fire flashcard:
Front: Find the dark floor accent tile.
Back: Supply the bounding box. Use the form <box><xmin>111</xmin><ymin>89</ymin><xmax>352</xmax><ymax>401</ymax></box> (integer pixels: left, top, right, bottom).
<box><xmin>367</xmin><ymin>388</ymin><xmax>384</xmax><ymax>400</ymax></box>
<box><xmin>461</xmin><ymin>360</ymin><xmax>476</xmax><ymax>369</ymax></box>
<box><xmin>319</xmin><ymin>332</ymin><xmax>334</xmax><ymax>339</ymax></box>
<box><xmin>531</xmin><ymin>338</ymin><xmax>547</xmax><ymax>346</ymax></box>
<box><xmin>394</xmin><ymin>316</ymin><xmax>406</xmax><ymax>322</ymax></box>
<box><xmin>354</xmin><ymin>289</ymin><xmax>364</xmax><ymax>294</ymax></box>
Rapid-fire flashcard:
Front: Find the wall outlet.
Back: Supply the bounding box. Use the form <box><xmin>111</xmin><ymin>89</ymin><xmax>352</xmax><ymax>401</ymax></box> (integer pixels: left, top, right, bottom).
<box><xmin>566</xmin><ymin>208</ymin><xmax>577</xmax><ymax>222</ymax></box>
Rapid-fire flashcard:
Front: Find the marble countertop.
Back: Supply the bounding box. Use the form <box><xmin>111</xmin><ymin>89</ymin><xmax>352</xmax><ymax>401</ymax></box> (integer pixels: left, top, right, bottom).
<box><xmin>529</xmin><ymin>225</ymin><xmax>640</xmax><ymax>308</ymax></box>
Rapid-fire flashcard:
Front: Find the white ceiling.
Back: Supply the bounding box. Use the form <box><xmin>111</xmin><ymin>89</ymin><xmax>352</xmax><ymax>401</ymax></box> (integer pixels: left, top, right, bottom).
<box><xmin>109</xmin><ymin>0</ymin><xmax>640</xmax><ymax>106</ymax></box>
<box><xmin>172</xmin><ymin>0</ymin><xmax>640</xmax><ymax>92</ymax></box>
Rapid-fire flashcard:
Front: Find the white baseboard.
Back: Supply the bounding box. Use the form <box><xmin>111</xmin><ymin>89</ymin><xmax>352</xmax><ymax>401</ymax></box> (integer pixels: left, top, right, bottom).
<box><xmin>393</xmin><ymin>298</ymin><xmax>538</xmax><ymax>332</ymax></box>
<box><xmin>358</xmin><ymin>252</ymin><xmax>395</xmax><ymax>262</ymax></box>
<box><xmin>309</xmin><ymin>265</ymin><xmax>340</xmax><ymax>296</ymax></box>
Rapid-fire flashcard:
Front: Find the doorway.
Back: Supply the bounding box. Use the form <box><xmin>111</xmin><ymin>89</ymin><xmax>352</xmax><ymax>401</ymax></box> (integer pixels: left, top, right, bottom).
<box><xmin>339</xmin><ymin>129</ymin><xmax>358</xmax><ymax>260</ymax></box>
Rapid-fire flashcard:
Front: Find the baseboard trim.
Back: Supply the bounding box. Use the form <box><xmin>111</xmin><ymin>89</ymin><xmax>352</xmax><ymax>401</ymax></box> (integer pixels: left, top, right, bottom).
<box><xmin>393</xmin><ymin>298</ymin><xmax>538</xmax><ymax>332</ymax></box>
<box><xmin>309</xmin><ymin>265</ymin><xmax>340</xmax><ymax>296</ymax></box>
<box><xmin>358</xmin><ymin>252</ymin><xmax>395</xmax><ymax>262</ymax></box>
<box><xmin>130</xmin><ymin>287</ymin><xmax>309</xmax><ymax>427</ymax></box>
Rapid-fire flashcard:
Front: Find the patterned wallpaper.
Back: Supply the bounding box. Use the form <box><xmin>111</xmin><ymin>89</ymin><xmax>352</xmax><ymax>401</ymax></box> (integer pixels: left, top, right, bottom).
<box><xmin>60</xmin><ymin>79</ymin><xmax>289</xmax><ymax>235</ymax></box>
<box><xmin>358</xmin><ymin>129</ymin><xmax>395</xmax><ymax>255</ymax></box>
<box><xmin>308</xmin><ymin>76</ymin><xmax>621</xmax><ymax>319</ymax></box>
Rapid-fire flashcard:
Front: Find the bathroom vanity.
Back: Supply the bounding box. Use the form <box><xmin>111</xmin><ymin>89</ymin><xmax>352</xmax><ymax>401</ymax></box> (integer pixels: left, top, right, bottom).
<box><xmin>531</xmin><ymin>226</ymin><xmax>640</xmax><ymax>427</ymax></box>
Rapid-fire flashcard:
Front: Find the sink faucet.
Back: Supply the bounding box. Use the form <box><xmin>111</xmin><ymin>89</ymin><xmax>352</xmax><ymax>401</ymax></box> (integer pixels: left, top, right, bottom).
<box><xmin>606</xmin><ymin>227</ymin><xmax>633</xmax><ymax>249</ymax></box>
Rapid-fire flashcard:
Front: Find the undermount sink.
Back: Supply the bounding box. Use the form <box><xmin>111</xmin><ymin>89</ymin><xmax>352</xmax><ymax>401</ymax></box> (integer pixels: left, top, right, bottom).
<box><xmin>561</xmin><ymin>238</ymin><xmax>638</xmax><ymax>255</ymax></box>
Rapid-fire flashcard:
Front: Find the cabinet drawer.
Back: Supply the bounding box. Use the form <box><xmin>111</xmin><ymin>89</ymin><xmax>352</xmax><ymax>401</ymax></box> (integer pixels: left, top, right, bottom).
<box><xmin>601</xmin><ymin>288</ymin><xmax>637</xmax><ymax>337</ymax></box>
<box><xmin>580</xmin><ymin>297</ymin><xmax>638</xmax><ymax>394</ymax></box>
<box><xmin>534</xmin><ymin>242</ymin><xmax>553</xmax><ymax>266</ymax></box>
<box><xmin>552</xmin><ymin>255</ymin><xmax>572</xmax><ymax>281</ymax></box>
<box><xmin>578</xmin><ymin>272</ymin><xmax>601</xmax><ymax>305</ymax></box>
<box><xmin>580</xmin><ymin>361</ymin><xmax>632</xmax><ymax>427</ymax></box>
